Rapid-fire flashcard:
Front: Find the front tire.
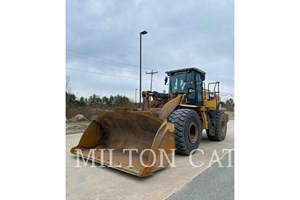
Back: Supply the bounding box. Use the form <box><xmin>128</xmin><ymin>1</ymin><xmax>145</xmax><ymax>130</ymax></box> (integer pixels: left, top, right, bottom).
<box><xmin>168</xmin><ymin>109</ymin><xmax>202</xmax><ymax>155</ymax></box>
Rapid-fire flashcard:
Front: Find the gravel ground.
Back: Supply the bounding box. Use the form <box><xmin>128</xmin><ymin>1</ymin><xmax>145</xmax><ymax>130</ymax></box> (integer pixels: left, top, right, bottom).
<box><xmin>66</xmin><ymin>121</ymin><xmax>90</xmax><ymax>135</ymax></box>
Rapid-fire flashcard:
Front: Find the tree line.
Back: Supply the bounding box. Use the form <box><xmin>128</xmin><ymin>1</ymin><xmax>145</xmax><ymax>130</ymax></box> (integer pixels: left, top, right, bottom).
<box><xmin>223</xmin><ymin>98</ymin><xmax>234</xmax><ymax>111</ymax></box>
<box><xmin>66</xmin><ymin>92</ymin><xmax>133</xmax><ymax>108</ymax></box>
<box><xmin>66</xmin><ymin>92</ymin><xmax>234</xmax><ymax>110</ymax></box>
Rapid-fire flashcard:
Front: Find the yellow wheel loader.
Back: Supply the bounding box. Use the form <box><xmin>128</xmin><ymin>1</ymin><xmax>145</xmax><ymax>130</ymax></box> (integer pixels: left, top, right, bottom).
<box><xmin>70</xmin><ymin>67</ymin><xmax>229</xmax><ymax>177</ymax></box>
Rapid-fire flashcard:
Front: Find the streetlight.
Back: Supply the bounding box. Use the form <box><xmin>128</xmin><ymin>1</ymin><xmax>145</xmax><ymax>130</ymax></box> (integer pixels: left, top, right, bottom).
<box><xmin>139</xmin><ymin>30</ymin><xmax>147</xmax><ymax>108</ymax></box>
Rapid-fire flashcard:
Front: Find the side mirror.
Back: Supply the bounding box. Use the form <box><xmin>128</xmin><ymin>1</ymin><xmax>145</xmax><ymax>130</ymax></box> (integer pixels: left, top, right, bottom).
<box><xmin>164</xmin><ymin>77</ymin><xmax>168</xmax><ymax>85</ymax></box>
<box><xmin>188</xmin><ymin>88</ymin><xmax>195</xmax><ymax>93</ymax></box>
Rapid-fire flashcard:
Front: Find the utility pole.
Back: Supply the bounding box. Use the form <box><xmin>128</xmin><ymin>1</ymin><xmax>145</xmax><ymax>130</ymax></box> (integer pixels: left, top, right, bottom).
<box><xmin>146</xmin><ymin>70</ymin><xmax>158</xmax><ymax>91</ymax></box>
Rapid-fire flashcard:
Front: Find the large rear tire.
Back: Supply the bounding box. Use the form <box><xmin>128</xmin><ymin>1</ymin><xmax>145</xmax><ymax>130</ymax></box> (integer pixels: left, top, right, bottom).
<box><xmin>168</xmin><ymin>109</ymin><xmax>202</xmax><ymax>155</ymax></box>
<box><xmin>207</xmin><ymin>110</ymin><xmax>227</xmax><ymax>141</ymax></box>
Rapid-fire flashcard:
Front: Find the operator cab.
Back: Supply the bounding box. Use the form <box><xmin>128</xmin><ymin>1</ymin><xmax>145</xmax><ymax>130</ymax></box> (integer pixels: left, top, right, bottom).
<box><xmin>166</xmin><ymin>67</ymin><xmax>206</xmax><ymax>106</ymax></box>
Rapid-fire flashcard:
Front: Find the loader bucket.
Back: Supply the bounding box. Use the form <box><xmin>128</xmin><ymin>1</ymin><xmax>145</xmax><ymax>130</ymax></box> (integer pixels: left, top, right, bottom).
<box><xmin>70</xmin><ymin>111</ymin><xmax>175</xmax><ymax>177</ymax></box>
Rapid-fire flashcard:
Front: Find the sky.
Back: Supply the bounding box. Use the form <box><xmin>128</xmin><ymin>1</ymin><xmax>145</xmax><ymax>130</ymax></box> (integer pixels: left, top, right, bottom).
<box><xmin>66</xmin><ymin>0</ymin><xmax>234</xmax><ymax>101</ymax></box>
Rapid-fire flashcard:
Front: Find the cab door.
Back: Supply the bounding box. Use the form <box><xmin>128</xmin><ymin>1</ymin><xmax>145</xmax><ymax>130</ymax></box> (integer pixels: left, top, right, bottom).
<box><xmin>195</xmin><ymin>73</ymin><xmax>203</xmax><ymax>105</ymax></box>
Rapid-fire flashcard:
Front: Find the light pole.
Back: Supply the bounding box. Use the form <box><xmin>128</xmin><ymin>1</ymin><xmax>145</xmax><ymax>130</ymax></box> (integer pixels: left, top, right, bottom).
<box><xmin>139</xmin><ymin>30</ymin><xmax>147</xmax><ymax>108</ymax></box>
<box><xmin>135</xmin><ymin>88</ymin><xmax>138</xmax><ymax>105</ymax></box>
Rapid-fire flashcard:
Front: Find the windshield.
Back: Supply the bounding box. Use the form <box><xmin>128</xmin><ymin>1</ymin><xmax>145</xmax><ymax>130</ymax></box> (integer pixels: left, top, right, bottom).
<box><xmin>169</xmin><ymin>71</ymin><xmax>194</xmax><ymax>93</ymax></box>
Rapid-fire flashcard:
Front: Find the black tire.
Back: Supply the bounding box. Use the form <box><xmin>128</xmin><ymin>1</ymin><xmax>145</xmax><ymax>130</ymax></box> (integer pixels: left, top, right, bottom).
<box><xmin>207</xmin><ymin>110</ymin><xmax>227</xmax><ymax>141</ymax></box>
<box><xmin>168</xmin><ymin>109</ymin><xmax>202</xmax><ymax>155</ymax></box>
<box><xmin>206</xmin><ymin>112</ymin><xmax>215</xmax><ymax>136</ymax></box>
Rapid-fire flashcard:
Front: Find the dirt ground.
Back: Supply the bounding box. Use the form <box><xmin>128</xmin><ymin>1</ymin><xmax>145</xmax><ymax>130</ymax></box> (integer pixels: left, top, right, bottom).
<box><xmin>66</xmin><ymin>121</ymin><xmax>90</xmax><ymax>135</ymax></box>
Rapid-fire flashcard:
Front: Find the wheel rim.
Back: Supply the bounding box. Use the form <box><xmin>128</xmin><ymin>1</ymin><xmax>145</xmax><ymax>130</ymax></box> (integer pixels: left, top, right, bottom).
<box><xmin>188</xmin><ymin>122</ymin><xmax>198</xmax><ymax>143</ymax></box>
<box><xmin>221</xmin><ymin>120</ymin><xmax>225</xmax><ymax>134</ymax></box>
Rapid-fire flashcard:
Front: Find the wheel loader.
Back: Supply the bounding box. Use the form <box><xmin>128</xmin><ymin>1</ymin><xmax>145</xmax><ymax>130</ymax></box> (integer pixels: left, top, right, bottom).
<box><xmin>70</xmin><ymin>67</ymin><xmax>229</xmax><ymax>177</ymax></box>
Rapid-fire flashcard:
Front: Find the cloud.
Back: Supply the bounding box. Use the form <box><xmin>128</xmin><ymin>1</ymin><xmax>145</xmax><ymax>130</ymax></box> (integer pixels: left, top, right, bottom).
<box><xmin>67</xmin><ymin>0</ymin><xmax>234</xmax><ymax>100</ymax></box>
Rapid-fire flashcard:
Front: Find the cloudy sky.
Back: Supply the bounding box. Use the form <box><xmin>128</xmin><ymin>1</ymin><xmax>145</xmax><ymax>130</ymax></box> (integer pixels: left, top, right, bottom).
<box><xmin>66</xmin><ymin>0</ymin><xmax>234</xmax><ymax>101</ymax></box>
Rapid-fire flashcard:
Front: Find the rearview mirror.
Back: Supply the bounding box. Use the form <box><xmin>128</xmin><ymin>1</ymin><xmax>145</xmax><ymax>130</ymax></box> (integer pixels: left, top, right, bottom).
<box><xmin>164</xmin><ymin>77</ymin><xmax>168</xmax><ymax>85</ymax></box>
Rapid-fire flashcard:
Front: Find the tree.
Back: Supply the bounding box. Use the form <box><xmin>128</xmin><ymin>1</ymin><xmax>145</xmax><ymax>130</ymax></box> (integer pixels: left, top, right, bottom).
<box><xmin>102</xmin><ymin>96</ymin><xmax>109</xmax><ymax>107</ymax></box>
<box><xmin>225</xmin><ymin>98</ymin><xmax>234</xmax><ymax>111</ymax></box>
<box><xmin>66</xmin><ymin>92</ymin><xmax>76</xmax><ymax>105</ymax></box>
<box><xmin>109</xmin><ymin>95</ymin><xmax>114</xmax><ymax>107</ymax></box>
<box><xmin>78</xmin><ymin>96</ymin><xmax>86</xmax><ymax>106</ymax></box>
<box><xmin>88</xmin><ymin>94</ymin><xmax>102</xmax><ymax>106</ymax></box>
<box><xmin>114</xmin><ymin>95</ymin><xmax>130</xmax><ymax>106</ymax></box>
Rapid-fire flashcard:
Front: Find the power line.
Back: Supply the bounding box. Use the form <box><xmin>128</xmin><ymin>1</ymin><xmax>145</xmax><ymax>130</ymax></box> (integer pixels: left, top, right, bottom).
<box><xmin>66</xmin><ymin>50</ymin><xmax>182</xmax><ymax>78</ymax></box>
<box><xmin>67</xmin><ymin>67</ymin><xmax>155</xmax><ymax>83</ymax></box>
<box><xmin>67</xmin><ymin>51</ymin><xmax>138</xmax><ymax>68</ymax></box>
<box><xmin>67</xmin><ymin>50</ymin><xmax>154</xmax><ymax>71</ymax></box>
<box><xmin>67</xmin><ymin>67</ymin><xmax>138</xmax><ymax>80</ymax></box>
